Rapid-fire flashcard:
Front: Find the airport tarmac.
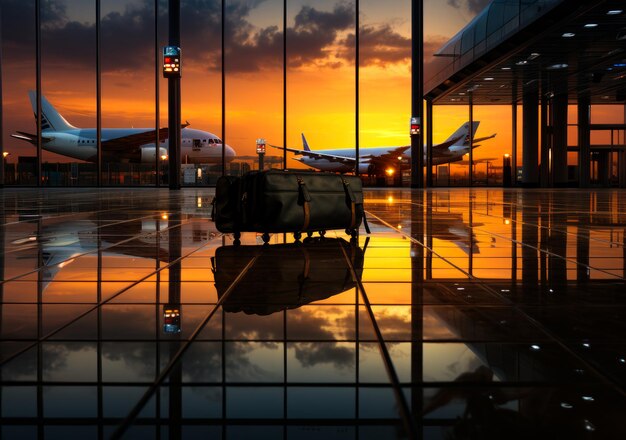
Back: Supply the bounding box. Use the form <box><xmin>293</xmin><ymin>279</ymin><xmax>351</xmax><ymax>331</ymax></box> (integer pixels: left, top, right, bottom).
<box><xmin>0</xmin><ymin>187</ymin><xmax>624</xmax><ymax>438</ymax></box>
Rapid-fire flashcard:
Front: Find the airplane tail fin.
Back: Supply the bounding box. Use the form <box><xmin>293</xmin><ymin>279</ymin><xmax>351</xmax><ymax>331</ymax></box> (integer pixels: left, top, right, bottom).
<box><xmin>443</xmin><ymin>121</ymin><xmax>480</xmax><ymax>146</ymax></box>
<box><xmin>301</xmin><ymin>133</ymin><xmax>311</xmax><ymax>151</ymax></box>
<box><xmin>28</xmin><ymin>90</ymin><xmax>77</xmax><ymax>132</ymax></box>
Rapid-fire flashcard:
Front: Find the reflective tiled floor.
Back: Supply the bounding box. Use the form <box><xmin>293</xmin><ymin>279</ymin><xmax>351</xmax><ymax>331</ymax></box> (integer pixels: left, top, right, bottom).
<box><xmin>1</xmin><ymin>187</ymin><xmax>625</xmax><ymax>439</ymax></box>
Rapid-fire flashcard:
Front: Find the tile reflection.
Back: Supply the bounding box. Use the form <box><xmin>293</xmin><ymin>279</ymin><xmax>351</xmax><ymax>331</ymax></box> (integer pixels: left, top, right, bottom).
<box><xmin>1</xmin><ymin>188</ymin><xmax>625</xmax><ymax>436</ymax></box>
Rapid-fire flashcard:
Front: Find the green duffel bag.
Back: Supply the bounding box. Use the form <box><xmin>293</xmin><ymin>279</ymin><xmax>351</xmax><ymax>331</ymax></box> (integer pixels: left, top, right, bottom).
<box><xmin>212</xmin><ymin>170</ymin><xmax>369</xmax><ymax>242</ymax></box>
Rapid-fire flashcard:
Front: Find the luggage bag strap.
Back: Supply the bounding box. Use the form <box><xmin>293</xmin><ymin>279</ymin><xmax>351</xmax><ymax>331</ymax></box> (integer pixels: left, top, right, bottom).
<box><xmin>342</xmin><ymin>178</ymin><xmax>370</xmax><ymax>234</ymax></box>
<box><xmin>297</xmin><ymin>176</ymin><xmax>312</xmax><ymax>231</ymax></box>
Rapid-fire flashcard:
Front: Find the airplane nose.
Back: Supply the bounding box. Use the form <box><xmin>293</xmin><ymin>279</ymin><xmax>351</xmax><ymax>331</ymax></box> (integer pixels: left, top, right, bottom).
<box><xmin>225</xmin><ymin>144</ymin><xmax>236</xmax><ymax>161</ymax></box>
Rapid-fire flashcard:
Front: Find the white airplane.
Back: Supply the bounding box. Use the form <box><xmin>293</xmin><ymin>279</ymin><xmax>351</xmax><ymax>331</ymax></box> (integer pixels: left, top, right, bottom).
<box><xmin>270</xmin><ymin>122</ymin><xmax>496</xmax><ymax>176</ymax></box>
<box><xmin>11</xmin><ymin>91</ymin><xmax>236</xmax><ymax>164</ymax></box>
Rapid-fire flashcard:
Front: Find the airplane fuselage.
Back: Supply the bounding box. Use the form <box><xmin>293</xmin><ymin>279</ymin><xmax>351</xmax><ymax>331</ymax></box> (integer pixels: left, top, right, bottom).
<box><xmin>41</xmin><ymin>127</ymin><xmax>236</xmax><ymax>164</ymax></box>
<box><xmin>296</xmin><ymin>145</ymin><xmax>470</xmax><ymax>172</ymax></box>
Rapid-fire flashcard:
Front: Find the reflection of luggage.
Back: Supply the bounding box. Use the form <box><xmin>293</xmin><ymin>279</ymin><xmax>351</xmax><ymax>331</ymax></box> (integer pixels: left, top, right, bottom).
<box><xmin>210</xmin><ymin>238</ymin><xmax>365</xmax><ymax>315</ymax></box>
<box><xmin>211</xmin><ymin>170</ymin><xmax>369</xmax><ymax>242</ymax></box>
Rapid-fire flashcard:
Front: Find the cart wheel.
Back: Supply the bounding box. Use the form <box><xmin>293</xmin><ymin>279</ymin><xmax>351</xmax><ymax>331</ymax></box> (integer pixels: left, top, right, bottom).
<box><xmin>319</xmin><ymin>230</ymin><xmax>326</xmax><ymax>237</ymax></box>
<box><xmin>262</xmin><ymin>233</ymin><xmax>270</xmax><ymax>244</ymax></box>
<box><xmin>345</xmin><ymin>229</ymin><xmax>351</xmax><ymax>236</ymax></box>
<box><xmin>294</xmin><ymin>232</ymin><xmax>302</xmax><ymax>241</ymax></box>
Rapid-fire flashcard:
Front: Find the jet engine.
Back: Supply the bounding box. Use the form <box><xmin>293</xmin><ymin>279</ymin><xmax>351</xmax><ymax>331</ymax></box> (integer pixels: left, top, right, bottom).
<box><xmin>140</xmin><ymin>145</ymin><xmax>169</xmax><ymax>163</ymax></box>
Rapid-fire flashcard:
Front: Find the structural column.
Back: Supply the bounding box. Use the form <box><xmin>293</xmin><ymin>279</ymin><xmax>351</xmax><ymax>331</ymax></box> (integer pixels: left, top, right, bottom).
<box><xmin>511</xmin><ymin>82</ymin><xmax>518</xmax><ymax>187</ymax></box>
<box><xmin>35</xmin><ymin>0</ymin><xmax>42</xmax><ymax>186</ymax></box>
<box><xmin>577</xmin><ymin>95</ymin><xmax>590</xmax><ymax>187</ymax></box>
<box><xmin>410</xmin><ymin>0</ymin><xmax>424</xmax><ymax>188</ymax></box>
<box><xmin>540</xmin><ymin>90</ymin><xmax>549</xmax><ymax>187</ymax></box>
<box><xmin>426</xmin><ymin>99</ymin><xmax>433</xmax><ymax>186</ymax></box>
<box><xmin>621</xmin><ymin>104</ymin><xmax>626</xmax><ymax>188</ymax></box>
<box><xmin>167</xmin><ymin>0</ymin><xmax>181</xmax><ymax>189</ymax></box>
<box><xmin>96</xmin><ymin>0</ymin><xmax>102</xmax><ymax>186</ymax></box>
<box><xmin>355</xmin><ymin>0</ymin><xmax>360</xmax><ymax>175</ymax></box>
<box><xmin>0</xmin><ymin>0</ymin><xmax>4</xmax><ymax>188</ymax></box>
<box><xmin>468</xmin><ymin>92</ymin><xmax>474</xmax><ymax>187</ymax></box>
<box><xmin>552</xmin><ymin>82</ymin><xmax>568</xmax><ymax>186</ymax></box>
<box><xmin>522</xmin><ymin>84</ymin><xmax>539</xmax><ymax>186</ymax></box>
<box><xmin>282</xmin><ymin>0</ymin><xmax>287</xmax><ymax>170</ymax></box>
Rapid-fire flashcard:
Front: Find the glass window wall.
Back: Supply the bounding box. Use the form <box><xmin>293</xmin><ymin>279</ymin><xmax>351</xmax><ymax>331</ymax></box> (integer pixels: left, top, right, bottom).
<box><xmin>1</xmin><ymin>0</ymin><xmax>559</xmax><ymax>188</ymax></box>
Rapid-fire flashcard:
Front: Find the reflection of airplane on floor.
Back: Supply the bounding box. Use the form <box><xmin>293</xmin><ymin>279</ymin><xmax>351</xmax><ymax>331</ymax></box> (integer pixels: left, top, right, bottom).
<box><xmin>10</xmin><ymin>212</ymin><xmax>218</xmax><ymax>289</ymax></box>
<box><xmin>370</xmin><ymin>210</ymin><xmax>481</xmax><ymax>255</ymax></box>
<box><xmin>430</xmin><ymin>212</ymin><xmax>482</xmax><ymax>255</ymax></box>
<box><xmin>11</xmin><ymin>91</ymin><xmax>236</xmax><ymax>164</ymax></box>
<box><xmin>269</xmin><ymin>122</ymin><xmax>496</xmax><ymax>176</ymax></box>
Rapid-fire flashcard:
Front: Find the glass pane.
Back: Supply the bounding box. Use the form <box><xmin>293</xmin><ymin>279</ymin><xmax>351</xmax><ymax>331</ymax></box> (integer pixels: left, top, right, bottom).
<box><xmin>360</xmin><ymin>0</ymin><xmax>411</xmax><ymax>185</ymax></box>
<box><xmin>101</xmin><ymin>0</ymin><xmax>157</xmax><ymax>185</ymax></box>
<box><xmin>222</xmin><ymin>0</ymin><xmax>283</xmax><ymax>178</ymax></box>
<box><xmin>287</xmin><ymin>0</ymin><xmax>356</xmax><ymax>173</ymax></box>
<box><xmin>179</xmin><ymin>0</ymin><xmax>229</xmax><ymax>185</ymax></box>
<box><xmin>41</xmin><ymin>0</ymin><xmax>97</xmax><ymax>186</ymax></box>
<box><xmin>2</xmin><ymin>0</ymin><xmax>37</xmax><ymax>185</ymax></box>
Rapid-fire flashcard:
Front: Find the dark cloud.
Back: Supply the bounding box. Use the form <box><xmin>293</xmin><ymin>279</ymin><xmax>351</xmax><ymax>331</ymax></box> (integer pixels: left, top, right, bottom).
<box><xmin>339</xmin><ymin>24</ymin><xmax>411</xmax><ymax>67</ymax></box>
<box><xmin>286</xmin><ymin>3</ymin><xmax>354</xmax><ymax>68</ymax></box>
<box><xmin>447</xmin><ymin>0</ymin><xmax>492</xmax><ymax>15</ymax></box>
<box><xmin>1</xmin><ymin>0</ymin><xmax>411</xmax><ymax>74</ymax></box>
<box><xmin>292</xmin><ymin>342</ymin><xmax>354</xmax><ymax>369</ymax></box>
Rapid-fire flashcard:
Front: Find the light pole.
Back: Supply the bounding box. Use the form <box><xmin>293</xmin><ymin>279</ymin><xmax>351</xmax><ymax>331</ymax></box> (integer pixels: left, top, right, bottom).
<box><xmin>256</xmin><ymin>138</ymin><xmax>266</xmax><ymax>171</ymax></box>
<box><xmin>2</xmin><ymin>152</ymin><xmax>9</xmax><ymax>185</ymax></box>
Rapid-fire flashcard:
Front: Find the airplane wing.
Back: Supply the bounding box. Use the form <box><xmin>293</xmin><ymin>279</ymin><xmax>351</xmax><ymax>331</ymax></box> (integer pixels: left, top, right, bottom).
<box><xmin>269</xmin><ymin>144</ymin><xmax>411</xmax><ymax>167</ymax></box>
<box><xmin>268</xmin><ymin>143</ymin><xmax>356</xmax><ymax>165</ymax></box>
<box><xmin>101</xmin><ymin>123</ymin><xmax>189</xmax><ymax>153</ymax></box>
<box><xmin>361</xmin><ymin>145</ymin><xmax>410</xmax><ymax>161</ymax></box>
<box><xmin>456</xmin><ymin>157</ymin><xmax>498</xmax><ymax>165</ymax></box>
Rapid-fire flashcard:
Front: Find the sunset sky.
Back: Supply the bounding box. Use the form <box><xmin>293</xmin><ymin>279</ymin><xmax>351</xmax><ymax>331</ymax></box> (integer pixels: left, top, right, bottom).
<box><xmin>1</xmin><ymin>0</ymin><xmax>620</xmax><ymax>168</ymax></box>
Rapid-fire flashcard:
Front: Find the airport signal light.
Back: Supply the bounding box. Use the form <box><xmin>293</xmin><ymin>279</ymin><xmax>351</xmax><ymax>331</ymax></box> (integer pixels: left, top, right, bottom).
<box><xmin>163</xmin><ymin>46</ymin><xmax>181</xmax><ymax>78</ymax></box>
<box><xmin>410</xmin><ymin>117</ymin><xmax>421</xmax><ymax>136</ymax></box>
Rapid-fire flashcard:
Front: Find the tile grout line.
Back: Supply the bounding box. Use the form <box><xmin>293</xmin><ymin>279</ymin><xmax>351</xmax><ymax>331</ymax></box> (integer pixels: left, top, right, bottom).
<box><xmin>367</xmin><ymin>210</ymin><xmax>626</xmax><ymax>397</ymax></box>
